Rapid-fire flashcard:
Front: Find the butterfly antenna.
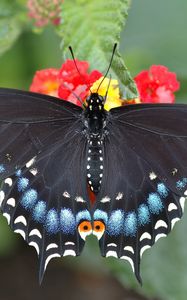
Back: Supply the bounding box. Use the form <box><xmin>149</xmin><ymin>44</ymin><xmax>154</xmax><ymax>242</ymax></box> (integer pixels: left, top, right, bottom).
<box><xmin>96</xmin><ymin>43</ymin><xmax>117</xmax><ymax>93</ymax></box>
<box><xmin>68</xmin><ymin>46</ymin><xmax>92</xmax><ymax>94</ymax></box>
<box><xmin>104</xmin><ymin>74</ymin><xmax>112</xmax><ymax>103</ymax></box>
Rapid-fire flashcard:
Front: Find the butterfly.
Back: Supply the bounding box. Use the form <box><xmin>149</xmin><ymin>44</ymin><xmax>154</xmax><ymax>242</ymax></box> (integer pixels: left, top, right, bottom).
<box><xmin>0</xmin><ymin>86</ymin><xmax>187</xmax><ymax>284</ymax></box>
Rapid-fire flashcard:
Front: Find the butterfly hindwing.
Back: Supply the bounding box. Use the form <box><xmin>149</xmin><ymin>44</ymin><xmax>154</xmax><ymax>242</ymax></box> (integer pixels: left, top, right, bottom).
<box><xmin>94</xmin><ymin>104</ymin><xmax>187</xmax><ymax>283</ymax></box>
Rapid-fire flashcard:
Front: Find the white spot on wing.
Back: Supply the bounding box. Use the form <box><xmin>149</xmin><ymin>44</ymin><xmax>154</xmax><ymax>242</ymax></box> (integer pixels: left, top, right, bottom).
<box><xmin>184</xmin><ymin>190</ymin><xmax>187</xmax><ymax>196</ymax></box>
<box><xmin>107</xmin><ymin>243</ymin><xmax>117</xmax><ymax>247</ymax></box>
<box><xmin>75</xmin><ymin>196</ymin><xmax>85</xmax><ymax>203</ymax></box>
<box><xmin>63</xmin><ymin>191</ymin><xmax>70</xmax><ymax>198</ymax></box>
<box><xmin>3</xmin><ymin>212</ymin><xmax>10</xmax><ymax>224</ymax></box>
<box><xmin>29</xmin><ymin>241</ymin><xmax>40</xmax><ymax>255</ymax></box>
<box><xmin>124</xmin><ymin>246</ymin><xmax>134</xmax><ymax>254</ymax></box>
<box><xmin>44</xmin><ymin>254</ymin><xmax>61</xmax><ymax>271</ymax></box>
<box><xmin>140</xmin><ymin>245</ymin><xmax>151</xmax><ymax>258</ymax></box>
<box><xmin>26</xmin><ymin>157</ymin><xmax>36</xmax><ymax>168</ymax></box>
<box><xmin>100</xmin><ymin>196</ymin><xmax>110</xmax><ymax>203</ymax></box>
<box><xmin>149</xmin><ymin>172</ymin><xmax>157</xmax><ymax>180</ymax></box>
<box><xmin>154</xmin><ymin>220</ymin><xmax>168</xmax><ymax>229</ymax></box>
<box><xmin>172</xmin><ymin>168</ymin><xmax>178</xmax><ymax>175</ymax></box>
<box><xmin>168</xmin><ymin>203</ymin><xmax>178</xmax><ymax>212</ymax></box>
<box><xmin>14</xmin><ymin>215</ymin><xmax>27</xmax><ymax>226</ymax></box>
<box><xmin>65</xmin><ymin>242</ymin><xmax>75</xmax><ymax>246</ymax></box>
<box><xmin>0</xmin><ymin>191</ymin><xmax>5</xmax><ymax>206</ymax></box>
<box><xmin>46</xmin><ymin>243</ymin><xmax>58</xmax><ymax>251</ymax></box>
<box><xmin>171</xmin><ymin>217</ymin><xmax>180</xmax><ymax>229</ymax></box>
<box><xmin>14</xmin><ymin>229</ymin><xmax>26</xmax><ymax>240</ymax></box>
<box><xmin>30</xmin><ymin>168</ymin><xmax>38</xmax><ymax>176</ymax></box>
<box><xmin>106</xmin><ymin>251</ymin><xmax>118</xmax><ymax>258</ymax></box>
<box><xmin>120</xmin><ymin>256</ymin><xmax>135</xmax><ymax>272</ymax></box>
<box><xmin>7</xmin><ymin>198</ymin><xmax>15</xmax><ymax>207</ymax></box>
<box><xmin>155</xmin><ymin>233</ymin><xmax>167</xmax><ymax>243</ymax></box>
<box><xmin>29</xmin><ymin>229</ymin><xmax>42</xmax><ymax>239</ymax></box>
<box><xmin>179</xmin><ymin>197</ymin><xmax>186</xmax><ymax>212</ymax></box>
<box><xmin>140</xmin><ymin>232</ymin><xmax>151</xmax><ymax>241</ymax></box>
<box><xmin>116</xmin><ymin>192</ymin><xmax>123</xmax><ymax>200</ymax></box>
<box><xmin>4</xmin><ymin>178</ymin><xmax>13</xmax><ymax>186</ymax></box>
<box><xmin>63</xmin><ymin>249</ymin><xmax>76</xmax><ymax>256</ymax></box>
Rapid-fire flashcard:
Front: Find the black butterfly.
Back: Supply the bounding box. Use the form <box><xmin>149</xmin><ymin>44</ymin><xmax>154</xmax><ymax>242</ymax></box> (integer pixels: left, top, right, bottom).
<box><xmin>0</xmin><ymin>87</ymin><xmax>187</xmax><ymax>284</ymax></box>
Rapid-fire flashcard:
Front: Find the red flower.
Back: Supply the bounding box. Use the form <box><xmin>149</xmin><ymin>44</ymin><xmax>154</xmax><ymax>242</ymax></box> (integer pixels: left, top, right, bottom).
<box><xmin>134</xmin><ymin>65</ymin><xmax>180</xmax><ymax>103</ymax></box>
<box><xmin>30</xmin><ymin>60</ymin><xmax>103</xmax><ymax>107</ymax></box>
<box><xmin>58</xmin><ymin>59</ymin><xmax>102</xmax><ymax>106</ymax></box>
<box><xmin>29</xmin><ymin>68</ymin><xmax>60</xmax><ymax>97</ymax></box>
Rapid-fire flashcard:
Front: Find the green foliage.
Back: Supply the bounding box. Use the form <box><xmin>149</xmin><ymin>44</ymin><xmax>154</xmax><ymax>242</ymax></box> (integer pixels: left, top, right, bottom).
<box><xmin>0</xmin><ymin>0</ymin><xmax>25</xmax><ymax>56</ymax></box>
<box><xmin>60</xmin><ymin>0</ymin><xmax>138</xmax><ymax>99</ymax></box>
<box><xmin>0</xmin><ymin>216</ymin><xmax>18</xmax><ymax>255</ymax></box>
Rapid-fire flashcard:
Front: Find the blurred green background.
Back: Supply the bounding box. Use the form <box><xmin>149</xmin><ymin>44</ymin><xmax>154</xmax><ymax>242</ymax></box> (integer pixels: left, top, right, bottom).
<box><xmin>0</xmin><ymin>1</ymin><xmax>187</xmax><ymax>300</ymax></box>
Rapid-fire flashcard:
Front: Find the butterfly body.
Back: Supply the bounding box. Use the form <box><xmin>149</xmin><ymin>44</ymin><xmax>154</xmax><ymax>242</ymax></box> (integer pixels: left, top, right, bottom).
<box><xmin>83</xmin><ymin>93</ymin><xmax>108</xmax><ymax>194</ymax></box>
<box><xmin>0</xmin><ymin>88</ymin><xmax>187</xmax><ymax>284</ymax></box>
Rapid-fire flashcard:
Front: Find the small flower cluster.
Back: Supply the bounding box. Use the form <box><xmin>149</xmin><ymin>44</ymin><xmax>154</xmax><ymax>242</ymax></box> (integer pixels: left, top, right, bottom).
<box><xmin>30</xmin><ymin>60</ymin><xmax>180</xmax><ymax>109</ymax></box>
<box><xmin>27</xmin><ymin>0</ymin><xmax>63</xmax><ymax>27</ymax></box>
<box><xmin>30</xmin><ymin>59</ymin><xmax>103</xmax><ymax>106</ymax></box>
<box><xmin>134</xmin><ymin>65</ymin><xmax>180</xmax><ymax>104</ymax></box>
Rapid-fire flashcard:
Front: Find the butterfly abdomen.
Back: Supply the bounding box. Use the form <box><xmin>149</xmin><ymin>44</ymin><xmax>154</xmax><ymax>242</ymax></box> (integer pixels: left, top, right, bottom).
<box><xmin>87</xmin><ymin>136</ymin><xmax>103</xmax><ymax>194</ymax></box>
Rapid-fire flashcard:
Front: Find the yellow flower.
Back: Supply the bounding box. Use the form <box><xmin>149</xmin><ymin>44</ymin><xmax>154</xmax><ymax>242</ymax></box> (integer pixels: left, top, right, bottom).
<box><xmin>90</xmin><ymin>76</ymin><xmax>123</xmax><ymax>111</ymax></box>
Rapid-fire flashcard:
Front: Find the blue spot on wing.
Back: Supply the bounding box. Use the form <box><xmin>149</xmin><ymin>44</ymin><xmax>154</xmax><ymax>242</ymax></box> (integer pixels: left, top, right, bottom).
<box><xmin>157</xmin><ymin>183</ymin><xmax>168</xmax><ymax>198</ymax></box>
<box><xmin>60</xmin><ymin>208</ymin><xmax>76</xmax><ymax>234</ymax></box>
<box><xmin>21</xmin><ymin>189</ymin><xmax>38</xmax><ymax>210</ymax></box>
<box><xmin>17</xmin><ymin>177</ymin><xmax>29</xmax><ymax>192</ymax></box>
<box><xmin>176</xmin><ymin>178</ymin><xmax>187</xmax><ymax>190</ymax></box>
<box><xmin>107</xmin><ymin>209</ymin><xmax>124</xmax><ymax>236</ymax></box>
<box><xmin>0</xmin><ymin>164</ymin><xmax>5</xmax><ymax>173</ymax></box>
<box><xmin>147</xmin><ymin>193</ymin><xmax>163</xmax><ymax>214</ymax></box>
<box><xmin>93</xmin><ymin>209</ymin><xmax>108</xmax><ymax>224</ymax></box>
<box><xmin>76</xmin><ymin>210</ymin><xmax>91</xmax><ymax>224</ymax></box>
<box><xmin>45</xmin><ymin>209</ymin><xmax>59</xmax><ymax>234</ymax></box>
<box><xmin>33</xmin><ymin>201</ymin><xmax>46</xmax><ymax>223</ymax></box>
<box><xmin>138</xmin><ymin>204</ymin><xmax>150</xmax><ymax>226</ymax></box>
<box><xmin>124</xmin><ymin>212</ymin><xmax>137</xmax><ymax>237</ymax></box>
<box><xmin>15</xmin><ymin>169</ymin><xmax>22</xmax><ymax>177</ymax></box>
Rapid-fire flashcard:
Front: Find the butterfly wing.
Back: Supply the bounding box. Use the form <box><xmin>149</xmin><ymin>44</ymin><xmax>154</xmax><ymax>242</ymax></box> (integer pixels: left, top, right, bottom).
<box><xmin>0</xmin><ymin>88</ymin><xmax>90</xmax><ymax>282</ymax></box>
<box><xmin>94</xmin><ymin>104</ymin><xmax>187</xmax><ymax>283</ymax></box>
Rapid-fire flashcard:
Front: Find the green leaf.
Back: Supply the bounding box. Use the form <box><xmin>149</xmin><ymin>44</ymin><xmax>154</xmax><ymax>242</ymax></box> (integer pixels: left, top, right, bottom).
<box><xmin>0</xmin><ymin>0</ymin><xmax>25</xmax><ymax>56</ymax></box>
<box><xmin>60</xmin><ymin>0</ymin><xmax>138</xmax><ymax>99</ymax></box>
<box><xmin>0</xmin><ymin>18</ymin><xmax>21</xmax><ymax>56</ymax></box>
<box><xmin>0</xmin><ymin>215</ymin><xmax>18</xmax><ymax>256</ymax></box>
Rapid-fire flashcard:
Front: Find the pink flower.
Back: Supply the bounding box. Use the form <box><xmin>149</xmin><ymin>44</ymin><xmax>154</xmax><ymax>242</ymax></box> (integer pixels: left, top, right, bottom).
<box><xmin>27</xmin><ymin>0</ymin><xmax>62</xmax><ymax>27</ymax></box>
<box><xmin>134</xmin><ymin>65</ymin><xmax>180</xmax><ymax>103</ymax></box>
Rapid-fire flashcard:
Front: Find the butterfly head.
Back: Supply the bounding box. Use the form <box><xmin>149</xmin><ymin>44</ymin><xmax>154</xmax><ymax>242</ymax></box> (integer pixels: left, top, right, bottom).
<box><xmin>86</xmin><ymin>93</ymin><xmax>105</xmax><ymax>112</ymax></box>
